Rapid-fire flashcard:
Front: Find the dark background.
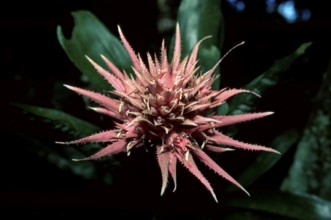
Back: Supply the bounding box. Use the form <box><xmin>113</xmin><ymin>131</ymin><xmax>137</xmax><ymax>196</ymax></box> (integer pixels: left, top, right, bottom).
<box><xmin>1</xmin><ymin>0</ymin><xmax>331</xmax><ymax>218</ymax></box>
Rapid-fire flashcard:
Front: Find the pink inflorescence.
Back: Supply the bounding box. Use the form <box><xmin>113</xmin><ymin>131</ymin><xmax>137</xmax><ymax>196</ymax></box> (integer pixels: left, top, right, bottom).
<box><xmin>57</xmin><ymin>24</ymin><xmax>280</xmax><ymax>202</ymax></box>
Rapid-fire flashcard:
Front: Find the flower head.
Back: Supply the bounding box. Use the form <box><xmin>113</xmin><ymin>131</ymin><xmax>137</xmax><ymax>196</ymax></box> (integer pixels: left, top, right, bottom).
<box><xmin>57</xmin><ymin>24</ymin><xmax>280</xmax><ymax>202</ymax></box>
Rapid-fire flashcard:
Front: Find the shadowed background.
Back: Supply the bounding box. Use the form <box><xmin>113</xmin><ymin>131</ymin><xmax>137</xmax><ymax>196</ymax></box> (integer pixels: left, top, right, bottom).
<box><xmin>1</xmin><ymin>0</ymin><xmax>331</xmax><ymax>218</ymax></box>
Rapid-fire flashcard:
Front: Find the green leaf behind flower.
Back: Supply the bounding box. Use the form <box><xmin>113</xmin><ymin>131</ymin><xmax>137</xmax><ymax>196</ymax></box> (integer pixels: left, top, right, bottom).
<box><xmin>12</xmin><ymin>103</ymin><xmax>99</xmax><ymax>136</ymax></box>
<box><xmin>178</xmin><ymin>0</ymin><xmax>223</xmax><ymax>55</ymax></box>
<box><xmin>57</xmin><ymin>10</ymin><xmax>132</xmax><ymax>91</ymax></box>
<box><xmin>177</xmin><ymin>0</ymin><xmax>223</xmax><ymax>90</ymax></box>
<box><xmin>227</xmin><ymin>129</ymin><xmax>300</xmax><ymax>192</ymax></box>
<box><xmin>228</xmin><ymin>42</ymin><xmax>312</xmax><ymax>115</ymax></box>
<box><xmin>225</xmin><ymin>191</ymin><xmax>331</xmax><ymax>220</ymax></box>
<box><xmin>281</xmin><ymin>56</ymin><xmax>331</xmax><ymax>200</ymax></box>
<box><xmin>11</xmin><ymin>104</ymin><xmax>116</xmax><ymax>184</ymax></box>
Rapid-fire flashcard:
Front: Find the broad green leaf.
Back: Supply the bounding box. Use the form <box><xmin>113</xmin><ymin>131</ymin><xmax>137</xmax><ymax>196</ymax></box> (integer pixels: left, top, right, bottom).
<box><xmin>225</xmin><ymin>191</ymin><xmax>331</xmax><ymax>220</ymax></box>
<box><xmin>227</xmin><ymin>129</ymin><xmax>300</xmax><ymax>192</ymax></box>
<box><xmin>177</xmin><ymin>0</ymin><xmax>223</xmax><ymax>89</ymax></box>
<box><xmin>12</xmin><ymin>103</ymin><xmax>99</xmax><ymax>136</ymax></box>
<box><xmin>228</xmin><ymin>42</ymin><xmax>312</xmax><ymax>115</ymax></box>
<box><xmin>57</xmin><ymin>10</ymin><xmax>132</xmax><ymax>91</ymax></box>
<box><xmin>281</xmin><ymin>57</ymin><xmax>331</xmax><ymax>199</ymax></box>
<box><xmin>178</xmin><ymin>0</ymin><xmax>222</xmax><ymax>54</ymax></box>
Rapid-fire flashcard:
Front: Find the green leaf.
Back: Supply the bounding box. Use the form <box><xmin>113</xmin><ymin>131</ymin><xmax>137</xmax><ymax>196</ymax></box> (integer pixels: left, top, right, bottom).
<box><xmin>228</xmin><ymin>42</ymin><xmax>312</xmax><ymax>115</ymax></box>
<box><xmin>281</xmin><ymin>56</ymin><xmax>331</xmax><ymax>199</ymax></box>
<box><xmin>225</xmin><ymin>191</ymin><xmax>331</xmax><ymax>220</ymax></box>
<box><xmin>177</xmin><ymin>0</ymin><xmax>223</xmax><ymax>88</ymax></box>
<box><xmin>57</xmin><ymin>10</ymin><xmax>132</xmax><ymax>91</ymax></box>
<box><xmin>16</xmin><ymin>132</ymin><xmax>100</xmax><ymax>181</ymax></box>
<box><xmin>12</xmin><ymin>103</ymin><xmax>99</xmax><ymax>136</ymax></box>
<box><xmin>178</xmin><ymin>0</ymin><xmax>222</xmax><ymax>54</ymax></box>
<box><xmin>199</xmin><ymin>45</ymin><xmax>221</xmax><ymax>90</ymax></box>
<box><xmin>12</xmin><ymin>104</ymin><xmax>116</xmax><ymax>184</ymax></box>
<box><xmin>227</xmin><ymin>129</ymin><xmax>300</xmax><ymax>192</ymax></box>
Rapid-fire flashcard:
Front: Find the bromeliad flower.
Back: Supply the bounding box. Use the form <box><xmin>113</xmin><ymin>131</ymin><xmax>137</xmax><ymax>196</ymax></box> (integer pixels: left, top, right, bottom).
<box><xmin>57</xmin><ymin>24</ymin><xmax>280</xmax><ymax>202</ymax></box>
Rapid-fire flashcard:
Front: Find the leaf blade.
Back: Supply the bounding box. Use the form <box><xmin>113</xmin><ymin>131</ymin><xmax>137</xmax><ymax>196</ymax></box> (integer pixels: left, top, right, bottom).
<box><xmin>228</xmin><ymin>42</ymin><xmax>312</xmax><ymax>115</ymax></box>
<box><xmin>226</xmin><ymin>129</ymin><xmax>300</xmax><ymax>192</ymax></box>
<box><xmin>177</xmin><ymin>0</ymin><xmax>223</xmax><ymax>88</ymax></box>
<box><xmin>225</xmin><ymin>191</ymin><xmax>331</xmax><ymax>220</ymax></box>
<box><xmin>57</xmin><ymin>10</ymin><xmax>132</xmax><ymax>90</ymax></box>
<box><xmin>12</xmin><ymin>103</ymin><xmax>99</xmax><ymax>136</ymax></box>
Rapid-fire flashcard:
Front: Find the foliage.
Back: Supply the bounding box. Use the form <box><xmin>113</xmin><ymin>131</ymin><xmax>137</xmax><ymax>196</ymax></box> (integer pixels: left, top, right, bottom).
<box><xmin>8</xmin><ymin>0</ymin><xmax>331</xmax><ymax>218</ymax></box>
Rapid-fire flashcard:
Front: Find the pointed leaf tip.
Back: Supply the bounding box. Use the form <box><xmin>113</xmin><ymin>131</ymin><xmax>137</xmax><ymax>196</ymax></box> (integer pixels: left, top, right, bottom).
<box><xmin>117</xmin><ymin>25</ymin><xmax>122</xmax><ymax>33</ymax></box>
<box><xmin>117</xmin><ymin>24</ymin><xmax>140</xmax><ymax>71</ymax></box>
<box><xmin>84</xmin><ymin>55</ymin><xmax>95</xmax><ymax>65</ymax></box>
<box><xmin>265</xmin><ymin>111</ymin><xmax>274</xmax><ymax>116</ymax></box>
<box><xmin>157</xmin><ymin>148</ymin><xmax>171</xmax><ymax>197</ymax></box>
<box><xmin>172</xmin><ymin>22</ymin><xmax>181</xmax><ymax>70</ymax></box>
<box><xmin>172</xmin><ymin>186</ymin><xmax>177</xmax><ymax>193</ymax></box>
<box><xmin>88</xmin><ymin>107</ymin><xmax>97</xmax><ymax>110</ymax></box>
<box><xmin>176</xmin><ymin>22</ymin><xmax>180</xmax><ymax>31</ymax></box>
<box><xmin>63</xmin><ymin>84</ymin><xmax>76</xmax><ymax>91</ymax></box>
<box><xmin>212</xmin><ymin>191</ymin><xmax>219</xmax><ymax>203</ymax></box>
<box><xmin>274</xmin><ymin>149</ymin><xmax>282</xmax><ymax>155</ymax></box>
